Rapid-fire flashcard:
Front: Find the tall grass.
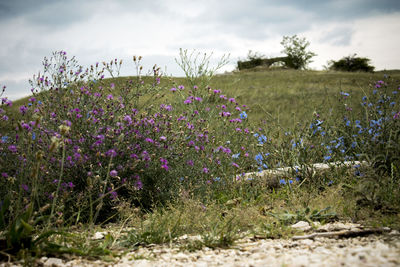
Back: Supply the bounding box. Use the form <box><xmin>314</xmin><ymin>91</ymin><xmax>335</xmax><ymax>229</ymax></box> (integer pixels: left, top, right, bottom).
<box><xmin>0</xmin><ymin>51</ymin><xmax>399</xmax><ymax>261</ymax></box>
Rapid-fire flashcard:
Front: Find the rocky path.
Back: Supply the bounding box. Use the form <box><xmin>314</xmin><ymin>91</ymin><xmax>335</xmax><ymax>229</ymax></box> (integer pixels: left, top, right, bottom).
<box><xmin>4</xmin><ymin>222</ymin><xmax>398</xmax><ymax>267</ymax></box>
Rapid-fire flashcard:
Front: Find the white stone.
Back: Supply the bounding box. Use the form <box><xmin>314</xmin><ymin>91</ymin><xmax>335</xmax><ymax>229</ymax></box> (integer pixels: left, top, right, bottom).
<box><xmin>291</xmin><ymin>221</ymin><xmax>312</xmax><ymax>231</ymax></box>
<box><xmin>92</xmin><ymin>231</ymin><xmax>106</xmax><ymax>240</ymax></box>
<box><xmin>44</xmin><ymin>257</ymin><xmax>64</xmax><ymax>267</ymax></box>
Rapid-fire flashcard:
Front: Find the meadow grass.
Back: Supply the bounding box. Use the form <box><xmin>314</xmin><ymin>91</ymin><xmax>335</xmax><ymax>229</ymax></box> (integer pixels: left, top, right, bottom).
<box><xmin>0</xmin><ymin>51</ymin><xmax>399</xmax><ymax>262</ymax></box>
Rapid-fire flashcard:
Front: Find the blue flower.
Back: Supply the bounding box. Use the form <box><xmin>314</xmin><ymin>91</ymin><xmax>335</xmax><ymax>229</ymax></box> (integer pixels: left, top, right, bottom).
<box><xmin>279</xmin><ymin>179</ymin><xmax>286</xmax><ymax>185</ymax></box>
<box><xmin>240</xmin><ymin>111</ymin><xmax>248</xmax><ymax>119</ymax></box>
<box><xmin>324</xmin><ymin>155</ymin><xmax>331</xmax><ymax>161</ymax></box>
<box><xmin>258</xmin><ymin>134</ymin><xmax>267</xmax><ymax>144</ymax></box>
<box><xmin>1</xmin><ymin>136</ymin><xmax>8</xmax><ymax>143</ymax></box>
<box><xmin>232</xmin><ymin>153</ymin><xmax>240</xmax><ymax>159</ymax></box>
<box><xmin>255</xmin><ymin>153</ymin><xmax>263</xmax><ymax>163</ymax></box>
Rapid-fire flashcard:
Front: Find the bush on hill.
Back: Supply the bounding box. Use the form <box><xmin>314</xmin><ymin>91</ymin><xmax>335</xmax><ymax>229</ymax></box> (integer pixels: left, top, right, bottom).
<box><xmin>329</xmin><ymin>54</ymin><xmax>375</xmax><ymax>72</ymax></box>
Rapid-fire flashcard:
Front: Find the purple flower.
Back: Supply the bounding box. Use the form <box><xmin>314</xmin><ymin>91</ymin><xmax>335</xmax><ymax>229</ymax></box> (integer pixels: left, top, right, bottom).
<box><xmin>8</xmin><ymin>145</ymin><xmax>17</xmax><ymax>153</ymax></box>
<box><xmin>232</xmin><ymin>162</ymin><xmax>239</xmax><ymax>168</ymax></box>
<box><xmin>19</xmin><ymin>105</ymin><xmax>28</xmax><ymax>114</ymax></box>
<box><xmin>106</xmin><ymin>149</ymin><xmax>117</xmax><ymax>157</ymax></box>
<box><xmin>1</xmin><ymin>172</ymin><xmax>8</xmax><ymax>178</ymax></box>
<box><xmin>194</xmin><ymin>97</ymin><xmax>203</xmax><ymax>102</ymax></box>
<box><xmin>135</xmin><ymin>178</ymin><xmax>143</xmax><ymax>190</ymax></box>
<box><xmin>187</xmin><ymin>160</ymin><xmax>194</xmax><ymax>166</ymax></box>
<box><xmin>110</xmin><ymin>170</ymin><xmax>118</xmax><ymax>177</ymax></box>
<box><xmin>229</xmin><ymin>98</ymin><xmax>236</xmax><ymax>103</ymax></box>
<box><xmin>21</xmin><ymin>184</ymin><xmax>29</xmax><ymax>192</ymax></box>
<box><xmin>203</xmin><ymin>167</ymin><xmax>209</xmax><ymax>173</ymax></box>
<box><xmin>159</xmin><ymin>136</ymin><xmax>167</xmax><ymax>141</ymax></box>
<box><xmin>123</xmin><ymin>115</ymin><xmax>132</xmax><ymax>124</ymax></box>
<box><xmin>213</xmin><ymin>89</ymin><xmax>221</xmax><ymax>94</ymax></box>
<box><xmin>107</xmin><ymin>94</ymin><xmax>113</xmax><ymax>100</ymax></box>
<box><xmin>184</xmin><ymin>99</ymin><xmax>192</xmax><ymax>104</ymax></box>
<box><xmin>161</xmin><ymin>164</ymin><xmax>169</xmax><ymax>171</ymax></box>
<box><xmin>130</xmin><ymin>153</ymin><xmax>139</xmax><ymax>159</ymax></box>
<box><xmin>170</xmin><ymin>87</ymin><xmax>177</xmax><ymax>92</ymax></box>
<box><xmin>145</xmin><ymin>138</ymin><xmax>154</xmax><ymax>143</ymax></box>
<box><xmin>178</xmin><ymin>85</ymin><xmax>185</xmax><ymax>90</ymax></box>
<box><xmin>110</xmin><ymin>83</ymin><xmax>115</xmax><ymax>89</ymax></box>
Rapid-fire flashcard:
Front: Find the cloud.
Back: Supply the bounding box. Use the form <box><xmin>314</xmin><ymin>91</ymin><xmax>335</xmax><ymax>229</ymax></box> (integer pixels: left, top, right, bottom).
<box><xmin>1</xmin><ymin>0</ymin><xmax>400</xmax><ymax>100</ymax></box>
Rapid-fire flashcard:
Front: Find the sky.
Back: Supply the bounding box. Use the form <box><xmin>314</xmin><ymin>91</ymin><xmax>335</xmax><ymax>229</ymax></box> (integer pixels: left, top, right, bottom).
<box><xmin>1</xmin><ymin>0</ymin><xmax>400</xmax><ymax>100</ymax></box>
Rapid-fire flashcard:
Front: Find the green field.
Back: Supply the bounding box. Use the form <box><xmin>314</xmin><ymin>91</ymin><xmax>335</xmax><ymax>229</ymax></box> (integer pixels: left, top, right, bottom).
<box><xmin>1</xmin><ymin>59</ymin><xmax>400</xmax><ymax>262</ymax></box>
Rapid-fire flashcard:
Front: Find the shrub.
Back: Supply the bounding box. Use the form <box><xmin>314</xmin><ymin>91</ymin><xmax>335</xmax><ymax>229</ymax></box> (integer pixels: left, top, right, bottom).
<box><xmin>237</xmin><ymin>50</ymin><xmax>266</xmax><ymax>70</ymax></box>
<box><xmin>329</xmin><ymin>54</ymin><xmax>375</xmax><ymax>72</ymax></box>
<box><xmin>0</xmin><ymin>51</ymin><xmax>265</xmax><ymax>225</ymax></box>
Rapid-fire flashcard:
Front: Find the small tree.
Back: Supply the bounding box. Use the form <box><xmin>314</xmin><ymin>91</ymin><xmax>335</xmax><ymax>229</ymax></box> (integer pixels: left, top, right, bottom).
<box><xmin>280</xmin><ymin>35</ymin><xmax>317</xmax><ymax>70</ymax></box>
<box><xmin>328</xmin><ymin>54</ymin><xmax>374</xmax><ymax>72</ymax></box>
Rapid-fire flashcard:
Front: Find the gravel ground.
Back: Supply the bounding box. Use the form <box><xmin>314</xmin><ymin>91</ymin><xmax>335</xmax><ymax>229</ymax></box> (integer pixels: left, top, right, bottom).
<box><xmin>2</xmin><ymin>222</ymin><xmax>399</xmax><ymax>267</ymax></box>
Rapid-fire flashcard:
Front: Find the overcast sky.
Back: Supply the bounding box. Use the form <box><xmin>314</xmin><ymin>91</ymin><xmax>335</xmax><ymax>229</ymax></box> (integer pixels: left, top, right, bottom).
<box><xmin>1</xmin><ymin>0</ymin><xmax>400</xmax><ymax>100</ymax></box>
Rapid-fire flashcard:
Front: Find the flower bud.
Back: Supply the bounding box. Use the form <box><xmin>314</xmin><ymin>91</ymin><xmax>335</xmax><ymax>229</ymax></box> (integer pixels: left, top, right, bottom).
<box><xmin>58</xmin><ymin>125</ymin><xmax>70</xmax><ymax>136</ymax></box>
<box><xmin>49</xmin><ymin>136</ymin><xmax>60</xmax><ymax>152</ymax></box>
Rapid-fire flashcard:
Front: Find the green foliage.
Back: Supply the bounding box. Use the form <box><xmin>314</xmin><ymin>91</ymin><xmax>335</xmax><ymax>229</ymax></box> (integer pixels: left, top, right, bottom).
<box><xmin>329</xmin><ymin>54</ymin><xmax>375</xmax><ymax>72</ymax></box>
<box><xmin>267</xmin><ymin>207</ymin><xmax>337</xmax><ymax>225</ymax></box>
<box><xmin>280</xmin><ymin>35</ymin><xmax>317</xmax><ymax>70</ymax></box>
<box><xmin>175</xmin><ymin>48</ymin><xmax>229</xmax><ymax>89</ymax></box>
<box><xmin>200</xmin><ymin>215</ymin><xmax>239</xmax><ymax>248</ymax></box>
<box><xmin>237</xmin><ymin>50</ymin><xmax>266</xmax><ymax>70</ymax></box>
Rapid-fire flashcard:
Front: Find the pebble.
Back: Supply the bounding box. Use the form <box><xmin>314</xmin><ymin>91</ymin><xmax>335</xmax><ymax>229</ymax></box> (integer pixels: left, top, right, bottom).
<box><xmin>1</xmin><ymin>222</ymin><xmax>400</xmax><ymax>267</ymax></box>
<box><xmin>43</xmin><ymin>257</ymin><xmax>64</xmax><ymax>267</ymax></box>
<box><xmin>291</xmin><ymin>221</ymin><xmax>311</xmax><ymax>231</ymax></box>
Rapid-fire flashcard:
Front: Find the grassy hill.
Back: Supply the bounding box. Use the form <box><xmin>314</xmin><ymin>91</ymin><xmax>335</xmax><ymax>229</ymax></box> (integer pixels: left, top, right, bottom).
<box><xmin>1</xmin><ymin>64</ymin><xmax>400</xmax><ymax>261</ymax></box>
<box><xmin>6</xmin><ymin>69</ymin><xmax>400</xmax><ymax>130</ymax></box>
